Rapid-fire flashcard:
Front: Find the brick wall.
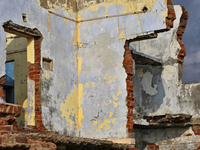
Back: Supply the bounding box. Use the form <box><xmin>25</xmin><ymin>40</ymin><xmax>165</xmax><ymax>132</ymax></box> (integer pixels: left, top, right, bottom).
<box><xmin>177</xmin><ymin>6</ymin><xmax>189</xmax><ymax>61</ymax></box>
<box><xmin>0</xmin><ymin>76</ymin><xmax>5</xmax><ymax>100</ymax></box>
<box><xmin>123</xmin><ymin>41</ymin><xmax>135</xmax><ymax>137</ymax></box>
<box><xmin>28</xmin><ymin>38</ymin><xmax>46</xmax><ymax>131</ymax></box>
<box><xmin>147</xmin><ymin>144</ymin><xmax>159</xmax><ymax>150</ymax></box>
<box><xmin>166</xmin><ymin>0</ymin><xmax>176</xmax><ymax>29</ymax></box>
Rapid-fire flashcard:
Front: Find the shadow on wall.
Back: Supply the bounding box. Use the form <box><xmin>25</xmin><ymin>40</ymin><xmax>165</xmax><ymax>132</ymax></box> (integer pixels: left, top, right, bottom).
<box><xmin>133</xmin><ymin>64</ymin><xmax>165</xmax><ymax>116</ymax></box>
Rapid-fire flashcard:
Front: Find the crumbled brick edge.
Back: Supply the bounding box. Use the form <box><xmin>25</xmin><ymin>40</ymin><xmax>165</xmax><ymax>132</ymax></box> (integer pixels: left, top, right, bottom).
<box><xmin>177</xmin><ymin>6</ymin><xmax>189</xmax><ymax>61</ymax></box>
<box><xmin>0</xmin><ymin>76</ymin><xmax>6</xmax><ymax>100</ymax></box>
<box><xmin>28</xmin><ymin>37</ymin><xmax>47</xmax><ymax>131</ymax></box>
<box><xmin>123</xmin><ymin>41</ymin><xmax>135</xmax><ymax>137</ymax></box>
<box><xmin>166</xmin><ymin>0</ymin><xmax>176</xmax><ymax>29</ymax></box>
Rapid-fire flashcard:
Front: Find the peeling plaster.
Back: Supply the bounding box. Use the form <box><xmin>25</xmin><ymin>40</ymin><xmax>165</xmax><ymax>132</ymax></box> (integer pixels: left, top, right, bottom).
<box><xmin>141</xmin><ymin>71</ymin><xmax>158</xmax><ymax>96</ymax></box>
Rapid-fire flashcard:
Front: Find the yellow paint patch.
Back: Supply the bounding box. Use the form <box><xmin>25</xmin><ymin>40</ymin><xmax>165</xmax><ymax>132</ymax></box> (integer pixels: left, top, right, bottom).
<box><xmin>117</xmin><ymin>91</ymin><xmax>122</xmax><ymax>96</ymax></box>
<box><xmin>78</xmin><ymin>83</ymin><xmax>84</xmax><ymax>129</ymax></box>
<box><xmin>43</xmin><ymin>70</ymin><xmax>50</xmax><ymax>79</ymax></box>
<box><xmin>63</xmin><ymin>18</ymin><xmax>68</xmax><ymax>25</ymax></box>
<box><xmin>27</xmin><ymin>38</ymin><xmax>34</xmax><ymax>64</ymax></box>
<box><xmin>164</xmin><ymin>0</ymin><xmax>168</xmax><ymax>7</ymax></box>
<box><xmin>109</xmin><ymin>91</ymin><xmax>122</xmax><ymax>108</ymax></box>
<box><xmin>119</xmin><ymin>23</ymin><xmax>126</xmax><ymax>39</ymax></box>
<box><xmin>97</xmin><ymin>119</ymin><xmax>111</xmax><ymax>132</ymax></box>
<box><xmin>25</xmin><ymin>112</ymin><xmax>28</xmax><ymax>122</ymax></box>
<box><xmin>134</xmin><ymin>14</ymin><xmax>141</xmax><ymax>27</ymax></box>
<box><xmin>92</xmin><ymin>120</ymin><xmax>99</xmax><ymax>126</ymax></box>
<box><xmin>112</xmin><ymin>117</ymin><xmax>116</xmax><ymax>124</ymax></box>
<box><xmin>103</xmin><ymin>73</ymin><xmax>117</xmax><ymax>85</ymax></box>
<box><xmin>161</xmin><ymin>10</ymin><xmax>168</xmax><ymax>19</ymax></box>
<box><xmin>142</xmin><ymin>29</ymin><xmax>145</xmax><ymax>33</ymax></box>
<box><xmin>85</xmin><ymin>81</ymin><xmax>93</xmax><ymax>86</ymax></box>
<box><xmin>78</xmin><ymin>0</ymin><xmax>157</xmax><ymax>17</ymax></box>
<box><xmin>90</xmin><ymin>129</ymin><xmax>93</xmax><ymax>135</ymax></box>
<box><xmin>105</xmin><ymin>6</ymin><xmax>108</xmax><ymax>16</ymax></box>
<box><xmin>72</xmin><ymin>22</ymin><xmax>82</xmax><ymax>48</ymax></box>
<box><xmin>117</xmin><ymin>27</ymin><xmax>119</xmax><ymax>35</ymax></box>
<box><xmin>22</xmin><ymin>99</ymin><xmax>28</xmax><ymax>109</ymax></box>
<box><xmin>60</xmin><ymin>85</ymin><xmax>84</xmax><ymax>130</ymax></box>
<box><xmin>78</xmin><ymin>56</ymin><xmax>83</xmax><ymax>76</ymax></box>
<box><xmin>109</xmin><ymin>112</ymin><xmax>113</xmax><ymax>118</ymax></box>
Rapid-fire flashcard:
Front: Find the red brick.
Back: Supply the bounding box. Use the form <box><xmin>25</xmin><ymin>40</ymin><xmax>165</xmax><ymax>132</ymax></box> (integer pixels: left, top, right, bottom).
<box><xmin>124</xmin><ymin>58</ymin><xmax>133</xmax><ymax>62</ymax></box>
<box><xmin>125</xmin><ymin>50</ymin><xmax>131</xmax><ymax>54</ymax></box>
<box><xmin>126</xmin><ymin>124</ymin><xmax>133</xmax><ymax>129</ymax></box>
<box><xmin>7</xmin><ymin>105</ymin><xmax>13</xmax><ymax>114</ymax></box>
<box><xmin>127</xmin><ymin>121</ymin><xmax>134</xmax><ymax>125</ymax></box>
<box><xmin>15</xmin><ymin>136</ymin><xmax>28</xmax><ymax>143</ymax></box>
<box><xmin>17</xmin><ymin>106</ymin><xmax>21</xmax><ymax>115</ymax></box>
<box><xmin>127</xmin><ymin>116</ymin><xmax>134</xmax><ymax>121</ymax></box>
<box><xmin>0</xmin><ymin>120</ymin><xmax>8</xmax><ymax>125</ymax></box>
<box><xmin>167</xmin><ymin>0</ymin><xmax>173</xmax><ymax>5</ymax></box>
<box><xmin>0</xmin><ymin>131</ymin><xmax>8</xmax><ymax>135</ymax></box>
<box><xmin>36</xmin><ymin>111</ymin><xmax>42</xmax><ymax>115</ymax></box>
<box><xmin>128</xmin><ymin>129</ymin><xmax>133</xmax><ymax>134</ymax></box>
<box><xmin>35</xmin><ymin>115</ymin><xmax>42</xmax><ymax>120</ymax></box>
<box><xmin>0</xmin><ymin>126</ymin><xmax>12</xmax><ymax>132</ymax></box>
<box><xmin>127</xmin><ymin>97</ymin><xmax>133</xmax><ymax>101</ymax></box>
<box><xmin>127</xmin><ymin>113</ymin><xmax>133</xmax><ymax>117</ymax></box>
<box><xmin>35</xmin><ymin>79</ymin><xmax>40</xmax><ymax>82</ymax></box>
<box><xmin>0</xmin><ymin>104</ymin><xmax>4</xmax><ymax>109</ymax></box>
<box><xmin>36</xmin><ymin>120</ymin><xmax>42</xmax><ymax>124</ymax></box>
<box><xmin>34</xmin><ymin>40</ymin><xmax>41</xmax><ymax>45</ymax></box>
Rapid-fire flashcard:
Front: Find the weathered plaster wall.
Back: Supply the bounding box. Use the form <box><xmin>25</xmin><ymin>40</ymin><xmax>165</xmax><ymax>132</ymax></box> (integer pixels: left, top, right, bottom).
<box><xmin>0</xmin><ymin>0</ymin><xmax>78</xmax><ymax>136</ymax></box>
<box><xmin>133</xmin><ymin>65</ymin><xmax>164</xmax><ymax>116</ymax></box>
<box><xmin>135</xmin><ymin>127</ymin><xmax>200</xmax><ymax>149</ymax></box>
<box><xmin>78</xmin><ymin>0</ymin><xmax>169</xmax><ymax>139</ymax></box>
<box><xmin>0</xmin><ymin>0</ymin><xmax>175</xmax><ymax>140</ymax></box>
<box><xmin>129</xmin><ymin>5</ymin><xmax>183</xmax><ymax>116</ymax></box>
<box><xmin>179</xmin><ymin>83</ymin><xmax>200</xmax><ymax>118</ymax></box>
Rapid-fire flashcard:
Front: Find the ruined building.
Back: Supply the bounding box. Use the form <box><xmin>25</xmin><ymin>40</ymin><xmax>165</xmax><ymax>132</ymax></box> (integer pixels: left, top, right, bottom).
<box><xmin>0</xmin><ymin>0</ymin><xmax>199</xmax><ymax>149</ymax></box>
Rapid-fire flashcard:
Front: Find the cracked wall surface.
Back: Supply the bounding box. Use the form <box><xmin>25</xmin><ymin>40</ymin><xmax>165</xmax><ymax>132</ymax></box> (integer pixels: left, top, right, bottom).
<box><xmin>1</xmin><ymin>1</ymin><xmax>198</xmax><ymax>147</ymax></box>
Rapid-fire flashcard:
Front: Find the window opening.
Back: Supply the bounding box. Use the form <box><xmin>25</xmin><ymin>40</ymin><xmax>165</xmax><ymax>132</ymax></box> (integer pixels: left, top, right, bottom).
<box><xmin>43</xmin><ymin>57</ymin><xmax>53</xmax><ymax>71</ymax></box>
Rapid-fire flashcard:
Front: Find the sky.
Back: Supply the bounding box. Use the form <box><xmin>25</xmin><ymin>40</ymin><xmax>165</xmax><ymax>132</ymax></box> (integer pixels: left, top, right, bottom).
<box><xmin>173</xmin><ymin>0</ymin><xmax>200</xmax><ymax>83</ymax></box>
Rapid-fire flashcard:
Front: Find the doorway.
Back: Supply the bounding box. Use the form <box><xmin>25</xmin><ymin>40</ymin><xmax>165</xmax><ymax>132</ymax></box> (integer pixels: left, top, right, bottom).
<box><xmin>4</xmin><ymin>33</ymin><xmax>28</xmax><ymax>126</ymax></box>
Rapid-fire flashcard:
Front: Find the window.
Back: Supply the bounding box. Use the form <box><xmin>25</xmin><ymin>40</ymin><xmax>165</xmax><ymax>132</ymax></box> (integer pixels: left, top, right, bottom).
<box><xmin>43</xmin><ymin>57</ymin><xmax>53</xmax><ymax>71</ymax></box>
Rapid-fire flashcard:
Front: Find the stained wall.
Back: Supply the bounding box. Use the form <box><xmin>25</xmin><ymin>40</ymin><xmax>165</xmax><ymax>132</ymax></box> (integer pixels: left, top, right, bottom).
<box><xmin>0</xmin><ymin>0</ymin><xmax>173</xmax><ymax>140</ymax></box>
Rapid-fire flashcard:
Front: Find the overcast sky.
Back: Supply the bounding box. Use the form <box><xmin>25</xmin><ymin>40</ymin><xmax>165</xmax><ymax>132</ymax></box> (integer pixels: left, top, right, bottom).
<box><xmin>173</xmin><ymin>0</ymin><xmax>200</xmax><ymax>83</ymax></box>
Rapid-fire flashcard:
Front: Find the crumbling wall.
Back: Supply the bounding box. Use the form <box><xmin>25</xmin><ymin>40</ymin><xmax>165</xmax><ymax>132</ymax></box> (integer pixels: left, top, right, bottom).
<box><xmin>77</xmin><ymin>0</ymin><xmax>170</xmax><ymax>140</ymax></box>
<box><xmin>0</xmin><ymin>0</ymin><xmax>78</xmax><ymax>136</ymax></box>
<box><xmin>129</xmin><ymin>5</ymin><xmax>189</xmax><ymax>116</ymax></box>
<box><xmin>0</xmin><ymin>0</ymin><xmax>178</xmax><ymax>142</ymax></box>
<box><xmin>133</xmin><ymin>65</ymin><xmax>164</xmax><ymax>116</ymax></box>
<box><xmin>135</xmin><ymin>127</ymin><xmax>200</xmax><ymax>149</ymax></box>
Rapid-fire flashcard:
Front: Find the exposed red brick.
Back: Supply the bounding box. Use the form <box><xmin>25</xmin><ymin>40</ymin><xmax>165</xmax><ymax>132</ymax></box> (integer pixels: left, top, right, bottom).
<box><xmin>176</xmin><ymin>6</ymin><xmax>189</xmax><ymax>79</ymax></box>
<box><xmin>15</xmin><ymin>136</ymin><xmax>28</xmax><ymax>143</ymax></box>
<box><xmin>26</xmin><ymin>38</ymin><xmax>47</xmax><ymax>131</ymax></box>
<box><xmin>0</xmin><ymin>125</ymin><xmax>12</xmax><ymax>132</ymax></box>
<box><xmin>0</xmin><ymin>120</ymin><xmax>8</xmax><ymax>125</ymax></box>
<box><xmin>166</xmin><ymin>0</ymin><xmax>176</xmax><ymax>29</ymax></box>
<box><xmin>147</xmin><ymin>144</ymin><xmax>159</xmax><ymax>150</ymax></box>
<box><xmin>0</xmin><ymin>76</ymin><xmax>6</xmax><ymax>100</ymax></box>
